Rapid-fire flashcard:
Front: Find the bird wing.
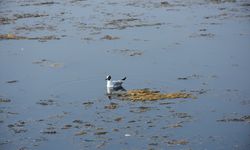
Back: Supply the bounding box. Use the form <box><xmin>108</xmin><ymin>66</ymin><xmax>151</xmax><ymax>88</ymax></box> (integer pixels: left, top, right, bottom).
<box><xmin>112</xmin><ymin>80</ymin><xmax>123</xmax><ymax>87</ymax></box>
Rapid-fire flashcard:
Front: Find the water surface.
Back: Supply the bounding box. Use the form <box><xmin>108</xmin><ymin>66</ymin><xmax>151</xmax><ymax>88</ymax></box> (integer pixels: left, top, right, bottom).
<box><xmin>1</xmin><ymin>0</ymin><xmax>250</xmax><ymax>149</ymax></box>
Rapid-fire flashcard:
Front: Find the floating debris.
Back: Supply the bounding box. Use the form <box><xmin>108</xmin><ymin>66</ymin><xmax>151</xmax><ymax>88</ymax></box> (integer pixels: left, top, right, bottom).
<box><xmin>190</xmin><ymin>32</ymin><xmax>215</xmax><ymax>38</ymax></box>
<box><xmin>73</xmin><ymin>120</ymin><xmax>84</xmax><ymax>124</ymax></box>
<box><xmin>101</xmin><ymin>35</ymin><xmax>119</xmax><ymax>40</ymax></box>
<box><xmin>125</xmin><ymin>133</ymin><xmax>131</xmax><ymax>137</ymax></box>
<box><xmin>138</xmin><ymin>106</ymin><xmax>151</xmax><ymax>112</ymax></box>
<box><xmin>83</xmin><ymin>101</ymin><xmax>94</xmax><ymax>105</ymax></box>
<box><xmin>208</xmin><ymin>0</ymin><xmax>236</xmax><ymax>4</ymax></box>
<box><xmin>113</xmin><ymin>128</ymin><xmax>119</xmax><ymax>132</ymax></box>
<box><xmin>8</xmin><ymin>121</ymin><xmax>27</xmax><ymax>134</ymax></box>
<box><xmin>160</xmin><ymin>1</ymin><xmax>171</xmax><ymax>7</ymax></box>
<box><xmin>7</xmin><ymin>112</ymin><xmax>19</xmax><ymax>115</ymax></box>
<box><xmin>108</xmin><ymin>49</ymin><xmax>143</xmax><ymax>57</ymax></box>
<box><xmin>241</xmin><ymin>3</ymin><xmax>250</xmax><ymax>7</ymax></box>
<box><xmin>32</xmin><ymin>59</ymin><xmax>47</xmax><ymax>64</ymax></box>
<box><xmin>159</xmin><ymin>102</ymin><xmax>175</xmax><ymax>105</ymax></box>
<box><xmin>32</xmin><ymin>59</ymin><xmax>63</xmax><ymax>68</ymax></box>
<box><xmin>31</xmin><ymin>35</ymin><xmax>60</xmax><ymax>42</ymax></box>
<box><xmin>49</xmin><ymin>63</ymin><xmax>63</xmax><ymax>68</ymax></box>
<box><xmin>173</xmin><ymin>112</ymin><xmax>192</xmax><ymax>119</ymax></box>
<box><xmin>177</xmin><ymin>77</ymin><xmax>188</xmax><ymax>80</ymax></box>
<box><xmin>0</xmin><ymin>34</ymin><xmax>24</xmax><ymax>40</ymax></box>
<box><xmin>96</xmin><ymin>141</ymin><xmax>107</xmax><ymax>149</ymax></box>
<box><xmin>217</xmin><ymin>115</ymin><xmax>250</xmax><ymax>123</ymax></box>
<box><xmin>94</xmin><ymin>131</ymin><xmax>108</xmax><ymax>135</ymax></box>
<box><xmin>177</xmin><ymin>74</ymin><xmax>202</xmax><ymax>80</ymax></box>
<box><xmin>20</xmin><ymin>2</ymin><xmax>60</xmax><ymax>6</ymax></box>
<box><xmin>105</xmin><ymin>18</ymin><xmax>164</xmax><ymax>29</ymax></box>
<box><xmin>0</xmin><ymin>34</ymin><xmax>60</xmax><ymax>41</ymax></box>
<box><xmin>167</xmin><ymin>123</ymin><xmax>183</xmax><ymax>128</ymax></box>
<box><xmin>0</xmin><ymin>17</ymin><xmax>15</xmax><ymax>25</ymax></box>
<box><xmin>105</xmin><ymin>18</ymin><xmax>139</xmax><ymax>29</ymax></box>
<box><xmin>83</xmin><ymin>101</ymin><xmax>94</xmax><ymax>108</ymax></box>
<box><xmin>41</xmin><ymin>126</ymin><xmax>57</xmax><ymax>134</ymax></box>
<box><xmin>130</xmin><ymin>106</ymin><xmax>152</xmax><ymax>113</ymax></box>
<box><xmin>6</xmin><ymin>80</ymin><xmax>18</xmax><ymax>84</ymax></box>
<box><xmin>117</xmin><ymin>89</ymin><xmax>193</xmax><ymax>101</ymax></box>
<box><xmin>61</xmin><ymin>124</ymin><xmax>72</xmax><ymax>129</ymax></box>
<box><xmin>84</xmin><ymin>123</ymin><xmax>95</xmax><ymax>128</ymax></box>
<box><xmin>36</xmin><ymin>99</ymin><xmax>55</xmax><ymax>106</ymax></box>
<box><xmin>84</xmin><ymin>139</ymin><xmax>95</xmax><ymax>142</ymax></box>
<box><xmin>41</xmin><ymin>130</ymin><xmax>57</xmax><ymax>134</ymax></box>
<box><xmin>128</xmin><ymin>120</ymin><xmax>136</xmax><ymax>123</ymax></box>
<box><xmin>75</xmin><ymin>130</ymin><xmax>87</xmax><ymax>136</ymax></box>
<box><xmin>167</xmin><ymin>139</ymin><xmax>189</xmax><ymax>145</ymax></box>
<box><xmin>104</xmin><ymin>102</ymin><xmax>118</xmax><ymax>109</ymax></box>
<box><xmin>114</xmin><ymin>117</ymin><xmax>123</xmax><ymax>122</ymax></box>
<box><xmin>15</xmin><ymin>24</ymin><xmax>56</xmax><ymax>32</ymax></box>
<box><xmin>33</xmin><ymin>2</ymin><xmax>59</xmax><ymax>6</ymax></box>
<box><xmin>0</xmin><ymin>98</ymin><xmax>11</xmax><ymax>103</ymax></box>
<box><xmin>13</xmin><ymin>13</ymin><xmax>48</xmax><ymax>19</ymax></box>
<box><xmin>0</xmin><ymin>140</ymin><xmax>12</xmax><ymax>145</ymax></box>
<box><xmin>190</xmin><ymin>89</ymin><xmax>208</xmax><ymax>95</ymax></box>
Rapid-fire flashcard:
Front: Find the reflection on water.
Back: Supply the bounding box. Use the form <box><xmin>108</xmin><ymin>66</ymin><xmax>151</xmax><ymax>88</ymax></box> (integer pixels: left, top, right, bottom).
<box><xmin>106</xmin><ymin>86</ymin><xmax>126</xmax><ymax>100</ymax></box>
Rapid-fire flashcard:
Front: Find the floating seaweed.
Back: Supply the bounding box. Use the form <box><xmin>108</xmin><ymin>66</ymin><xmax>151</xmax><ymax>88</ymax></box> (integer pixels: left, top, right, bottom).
<box><xmin>41</xmin><ymin>126</ymin><xmax>57</xmax><ymax>134</ymax></box>
<box><xmin>0</xmin><ymin>34</ymin><xmax>25</xmax><ymax>40</ymax></box>
<box><xmin>6</xmin><ymin>80</ymin><xmax>18</xmax><ymax>84</ymax></box>
<box><xmin>8</xmin><ymin>121</ymin><xmax>27</xmax><ymax>134</ymax></box>
<box><xmin>167</xmin><ymin>139</ymin><xmax>189</xmax><ymax>145</ymax></box>
<box><xmin>114</xmin><ymin>117</ymin><xmax>123</xmax><ymax>122</ymax></box>
<box><xmin>13</xmin><ymin>13</ymin><xmax>49</xmax><ymax>19</ymax></box>
<box><xmin>61</xmin><ymin>124</ymin><xmax>72</xmax><ymax>129</ymax></box>
<box><xmin>101</xmin><ymin>35</ymin><xmax>119</xmax><ymax>40</ymax></box>
<box><xmin>0</xmin><ymin>17</ymin><xmax>15</xmax><ymax>25</ymax></box>
<box><xmin>217</xmin><ymin>115</ymin><xmax>250</xmax><ymax>123</ymax></box>
<box><xmin>36</xmin><ymin>99</ymin><xmax>55</xmax><ymax>106</ymax></box>
<box><xmin>75</xmin><ymin>130</ymin><xmax>87</xmax><ymax>136</ymax></box>
<box><xmin>116</xmin><ymin>89</ymin><xmax>193</xmax><ymax>101</ymax></box>
<box><xmin>94</xmin><ymin>131</ymin><xmax>108</xmax><ymax>135</ymax></box>
<box><xmin>0</xmin><ymin>98</ymin><xmax>11</xmax><ymax>103</ymax></box>
<box><xmin>104</xmin><ymin>102</ymin><xmax>118</xmax><ymax>109</ymax></box>
<box><xmin>32</xmin><ymin>59</ymin><xmax>63</xmax><ymax>68</ymax></box>
<box><xmin>73</xmin><ymin>120</ymin><xmax>84</xmax><ymax>124</ymax></box>
<box><xmin>107</xmin><ymin>49</ymin><xmax>143</xmax><ymax>57</ymax></box>
<box><xmin>0</xmin><ymin>34</ymin><xmax>60</xmax><ymax>41</ymax></box>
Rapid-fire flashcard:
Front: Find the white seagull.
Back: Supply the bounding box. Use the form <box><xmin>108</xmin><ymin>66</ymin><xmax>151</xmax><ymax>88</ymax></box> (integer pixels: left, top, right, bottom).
<box><xmin>105</xmin><ymin>75</ymin><xmax>126</xmax><ymax>89</ymax></box>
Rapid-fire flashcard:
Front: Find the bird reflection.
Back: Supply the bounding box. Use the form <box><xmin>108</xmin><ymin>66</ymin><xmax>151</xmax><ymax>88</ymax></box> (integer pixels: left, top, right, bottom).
<box><xmin>106</xmin><ymin>86</ymin><xmax>126</xmax><ymax>100</ymax></box>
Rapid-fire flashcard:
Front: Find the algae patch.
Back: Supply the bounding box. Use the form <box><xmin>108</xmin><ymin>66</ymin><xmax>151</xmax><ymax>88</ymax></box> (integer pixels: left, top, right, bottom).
<box><xmin>32</xmin><ymin>59</ymin><xmax>63</xmax><ymax>68</ymax></box>
<box><xmin>217</xmin><ymin>115</ymin><xmax>250</xmax><ymax>123</ymax></box>
<box><xmin>117</xmin><ymin>89</ymin><xmax>193</xmax><ymax>101</ymax></box>
<box><xmin>0</xmin><ymin>98</ymin><xmax>11</xmax><ymax>103</ymax></box>
<box><xmin>0</xmin><ymin>34</ymin><xmax>60</xmax><ymax>41</ymax></box>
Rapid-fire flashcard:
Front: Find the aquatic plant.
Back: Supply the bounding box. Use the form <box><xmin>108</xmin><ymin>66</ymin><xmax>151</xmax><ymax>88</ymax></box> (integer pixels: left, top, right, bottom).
<box><xmin>118</xmin><ymin>89</ymin><xmax>193</xmax><ymax>101</ymax></box>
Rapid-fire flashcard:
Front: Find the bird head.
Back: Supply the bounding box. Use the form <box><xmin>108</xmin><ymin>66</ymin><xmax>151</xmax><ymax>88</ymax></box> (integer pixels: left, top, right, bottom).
<box><xmin>105</xmin><ymin>75</ymin><xmax>111</xmax><ymax>81</ymax></box>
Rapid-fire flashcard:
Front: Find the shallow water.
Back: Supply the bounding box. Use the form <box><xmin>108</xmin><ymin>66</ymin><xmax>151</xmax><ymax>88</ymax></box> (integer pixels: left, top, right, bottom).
<box><xmin>1</xmin><ymin>0</ymin><xmax>250</xmax><ymax>149</ymax></box>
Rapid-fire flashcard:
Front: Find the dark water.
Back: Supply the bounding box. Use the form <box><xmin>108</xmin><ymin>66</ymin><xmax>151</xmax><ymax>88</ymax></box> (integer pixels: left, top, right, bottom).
<box><xmin>1</xmin><ymin>0</ymin><xmax>250</xmax><ymax>149</ymax></box>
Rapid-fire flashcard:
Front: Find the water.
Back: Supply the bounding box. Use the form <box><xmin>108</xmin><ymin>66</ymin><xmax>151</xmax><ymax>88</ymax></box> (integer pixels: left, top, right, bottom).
<box><xmin>1</xmin><ymin>0</ymin><xmax>250</xmax><ymax>149</ymax></box>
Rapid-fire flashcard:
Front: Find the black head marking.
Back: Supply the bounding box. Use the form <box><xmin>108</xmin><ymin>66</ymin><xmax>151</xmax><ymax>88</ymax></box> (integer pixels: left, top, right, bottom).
<box><xmin>106</xmin><ymin>75</ymin><xmax>111</xmax><ymax>80</ymax></box>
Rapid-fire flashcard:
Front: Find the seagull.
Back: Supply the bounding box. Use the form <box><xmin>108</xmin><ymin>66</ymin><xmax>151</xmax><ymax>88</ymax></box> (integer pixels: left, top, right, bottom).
<box><xmin>105</xmin><ymin>75</ymin><xmax>126</xmax><ymax>89</ymax></box>
<box><xmin>106</xmin><ymin>75</ymin><xmax>126</xmax><ymax>98</ymax></box>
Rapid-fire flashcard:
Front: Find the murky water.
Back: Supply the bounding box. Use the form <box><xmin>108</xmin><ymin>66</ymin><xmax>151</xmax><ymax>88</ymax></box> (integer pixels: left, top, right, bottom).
<box><xmin>1</xmin><ymin>0</ymin><xmax>250</xmax><ymax>149</ymax></box>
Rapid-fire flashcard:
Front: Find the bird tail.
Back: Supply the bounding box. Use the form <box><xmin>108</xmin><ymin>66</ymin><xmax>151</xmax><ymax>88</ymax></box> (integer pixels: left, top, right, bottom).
<box><xmin>121</xmin><ymin>77</ymin><xmax>126</xmax><ymax>81</ymax></box>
